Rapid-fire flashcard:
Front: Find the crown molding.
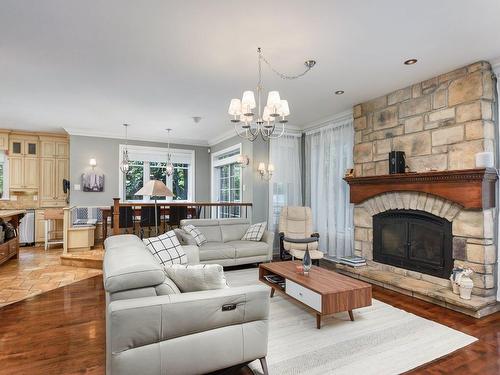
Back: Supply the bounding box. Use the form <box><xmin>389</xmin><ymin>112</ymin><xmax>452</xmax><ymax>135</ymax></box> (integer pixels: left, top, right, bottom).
<box><xmin>64</xmin><ymin>127</ymin><xmax>209</xmax><ymax>147</ymax></box>
<box><xmin>300</xmin><ymin>110</ymin><xmax>354</xmax><ymax>132</ymax></box>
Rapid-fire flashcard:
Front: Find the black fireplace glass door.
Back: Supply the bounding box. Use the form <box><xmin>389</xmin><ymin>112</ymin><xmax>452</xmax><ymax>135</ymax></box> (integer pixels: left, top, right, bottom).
<box><xmin>380</xmin><ymin>221</ymin><xmax>406</xmax><ymax>258</ymax></box>
<box><xmin>409</xmin><ymin>221</ymin><xmax>444</xmax><ymax>266</ymax></box>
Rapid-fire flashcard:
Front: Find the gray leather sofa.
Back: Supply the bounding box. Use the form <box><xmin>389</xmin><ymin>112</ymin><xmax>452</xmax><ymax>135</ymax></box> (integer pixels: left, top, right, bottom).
<box><xmin>103</xmin><ymin>234</ymin><xmax>270</xmax><ymax>375</ymax></box>
<box><xmin>176</xmin><ymin>218</ymin><xmax>274</xmax><ymax>267</ymax></box>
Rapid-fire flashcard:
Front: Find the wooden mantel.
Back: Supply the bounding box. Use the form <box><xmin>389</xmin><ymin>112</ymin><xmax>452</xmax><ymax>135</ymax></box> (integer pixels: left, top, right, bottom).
<box><xmin>344</xmin><ymin>168</ymin><xmax>498</xmax><ymax>209</ymax></box>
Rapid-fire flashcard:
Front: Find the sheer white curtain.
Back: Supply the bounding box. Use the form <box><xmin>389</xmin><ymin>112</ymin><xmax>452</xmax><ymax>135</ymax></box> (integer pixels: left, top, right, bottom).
<box><xmin>268</xmin><ymin>134</ymin><xmax>302</xmax><ymax>239</ymax></box>
<box><xmin>305</xmin><ymin>118</ymin><xmax>354</xmax><ymax>258</ymax></box>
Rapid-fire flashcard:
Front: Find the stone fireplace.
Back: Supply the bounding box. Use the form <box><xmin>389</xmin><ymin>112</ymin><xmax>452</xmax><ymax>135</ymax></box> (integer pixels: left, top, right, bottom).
<box><xmin>338</xmin><ymin>61</ymin><xmax>499</xmax><ymax>318</ymax></box>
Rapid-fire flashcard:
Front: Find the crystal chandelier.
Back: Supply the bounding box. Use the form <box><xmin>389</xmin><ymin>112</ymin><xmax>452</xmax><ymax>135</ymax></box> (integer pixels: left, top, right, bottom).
<box><xmin>165</xmin><ymin>128</ymin><xmax>174</xmax><ymax>177</ymax></box>
<box><xmin>120</xmin><ymin>124</ymin><xmax>130</xmax><ymax>174</ymax></box>
<box><xmin>228</xmin><ymin>47</ymin><xmax>316</xmax><ymax>141</ymax></box>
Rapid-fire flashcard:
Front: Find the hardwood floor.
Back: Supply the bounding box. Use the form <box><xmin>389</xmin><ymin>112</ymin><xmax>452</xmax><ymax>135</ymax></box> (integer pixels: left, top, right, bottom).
<box><xmin>0</xmin><ymin>246</ymin><xmax>102</xmax><ymax>308</ymax></box>
<box><xmin>0</xmin><ymin>275</ymin><xmax>498</xmax><ymax>375</ymax></box>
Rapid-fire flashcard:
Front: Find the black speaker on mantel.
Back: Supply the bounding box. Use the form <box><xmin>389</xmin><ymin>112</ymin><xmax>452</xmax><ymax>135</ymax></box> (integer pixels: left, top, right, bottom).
<box><xmin>389</xmin><ymin>151</ymin><xmax>406</xmax><ymax>174</ymax></box>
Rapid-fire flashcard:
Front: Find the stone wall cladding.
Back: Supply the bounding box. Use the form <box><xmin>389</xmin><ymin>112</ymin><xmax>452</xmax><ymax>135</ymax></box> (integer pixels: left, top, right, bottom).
<box><xmin>353</xmin><ymin>61</ymin><xmax>495</xmax><ymax>176</ymax></box>
<box><xmin>351</xmin><ymin>61</ymin><xmax>498</xmax><ymax>299</ymax></box>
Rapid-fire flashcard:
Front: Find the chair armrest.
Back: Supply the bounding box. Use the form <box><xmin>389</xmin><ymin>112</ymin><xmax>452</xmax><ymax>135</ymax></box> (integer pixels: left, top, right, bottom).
<box><xmin>108</xmin><ymin>285</ymin><xmax>270</xmax><ymax>353</ymax></box>
<box><xmin>311</xmin><ymin>232</ymin><xmax>320</xmax><ymax>238</ymax></box>
<box><xmin>261</xmin><ymin>230</ymin><xmax>275</xmax><ymax>260</ymax></box>
<box><xmin>173</xmin><ymin>228</ymin><xmax>197</xmax><ymax>246</ymax></box>
<box><xmin>283</xmin><ymin>236</ymin><xmax>319</xmax><ymax>244</ymax></box>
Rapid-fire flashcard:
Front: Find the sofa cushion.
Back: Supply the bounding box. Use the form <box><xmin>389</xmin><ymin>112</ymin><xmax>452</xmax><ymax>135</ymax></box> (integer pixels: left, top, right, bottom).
<box><xmin>220</xmin><ymin>219</ymin><xmax>250</xmax><ymax>242</ymax></box>
<box><xmin>182</xmin><ymin>224</ymin><xmax>208</xmax><ymax>246</ymax></box>
<box><xmin>198</xmin><ymin>242</ymin><xmax>236</xmax><ymax>261</ymax></box>
<box><xmin>155</xmin><ymin>277</ymin><xmax>182</xmax><ymax>295</ymax></box>
<box><xmin>226</xmin><ymin>240</ymin><xmax>270</xmax><ymax>258</ymax></box>
<box><xmin>143</xmin><ymin>231</ymin><xmax>187</xmax><ymax>266</ymax></box>
<box><xmin>164</xmin><ymin>264</ymin><xmax>228</xmax><ymax>292</ymax></box>
<box><xmin>103</xmin><ymin>235</ymin><xmax>165</xmax><ymax>293</ymax></box>
<box><xmin>181</xmin><ymin>219</ymin><xmax>223</xmax><ymax>242</ymax></box>
<box><xmin>241</xmin><ymin>222</ymin><xmax>266</xmax><ymax>241</ymax></box>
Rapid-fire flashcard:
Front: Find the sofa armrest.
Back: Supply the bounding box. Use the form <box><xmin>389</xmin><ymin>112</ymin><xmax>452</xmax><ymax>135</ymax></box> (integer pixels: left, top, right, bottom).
<box><xmin>261</xmin><ymin>230</ymin><xmax>274</xmax><ymax>260</ymax></box>
<box><xmin>108</xmin><ymin>284</ymin><xmax>270</xmax><ymax>353</ymax></box>
<box><xmin>173</xmin><ymin>228</ymin><xmax>197</xmax><ymax>246</ymax></box>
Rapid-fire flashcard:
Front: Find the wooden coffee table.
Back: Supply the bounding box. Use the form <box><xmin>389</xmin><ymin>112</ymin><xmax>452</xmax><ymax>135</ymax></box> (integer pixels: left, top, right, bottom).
<box><xmin>259</xmin><ymin>261</ymin><xmax>372</xmax><ymax>329</ymax></box>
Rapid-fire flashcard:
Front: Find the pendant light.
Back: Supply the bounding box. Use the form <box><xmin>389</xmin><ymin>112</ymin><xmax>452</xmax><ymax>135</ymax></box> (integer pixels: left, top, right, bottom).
<box><xmin>165</xmin><ymin>128</ymin><xmax>174</xmax><ymax>177</ymax></box>
<box><xmin>120</xmin><ymin>124</ymin><xmax>130</xmax><ymax>174</ymax></box>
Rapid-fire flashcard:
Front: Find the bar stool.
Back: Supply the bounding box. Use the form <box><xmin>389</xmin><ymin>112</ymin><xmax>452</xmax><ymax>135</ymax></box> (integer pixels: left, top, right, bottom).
<box><xmin>44</xmin><ymin>208</ymin><xmax>64</xmax><ymax>250</ymax></box>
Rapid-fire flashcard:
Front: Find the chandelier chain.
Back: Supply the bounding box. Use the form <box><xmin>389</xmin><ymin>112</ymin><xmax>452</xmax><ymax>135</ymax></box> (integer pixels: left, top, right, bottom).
<box><xmin>259</xmin><ymin>52</ymin><xmax>314</xmax><ymax>80</ymax></box>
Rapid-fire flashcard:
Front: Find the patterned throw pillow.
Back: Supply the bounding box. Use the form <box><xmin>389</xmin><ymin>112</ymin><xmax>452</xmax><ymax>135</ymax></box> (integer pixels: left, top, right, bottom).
<box><xmin>182</xmin><ymin>224</ymin><xmax>207</xmax><ymax>246</ymax></box>
<box><xmin>241</xmin><ymin>222</ymin><xmax>267</xmax><ymax>241</ymax></box>
<box><xmin>143</xmin><ymin>231</ymin><xmax>187</xmax><ymax>266</ymax></box>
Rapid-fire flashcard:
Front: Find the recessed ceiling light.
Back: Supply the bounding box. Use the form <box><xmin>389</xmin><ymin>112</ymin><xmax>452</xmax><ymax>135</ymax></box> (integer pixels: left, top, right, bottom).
<box><xmin>404</xmin><ymin>59</ymin><xmax>418</xmax><ymax>65</ymax></box>
<box><xmin>335</xmin><ymin>90</ymin><xmax>344</xmax><ymax>95</ymax></box>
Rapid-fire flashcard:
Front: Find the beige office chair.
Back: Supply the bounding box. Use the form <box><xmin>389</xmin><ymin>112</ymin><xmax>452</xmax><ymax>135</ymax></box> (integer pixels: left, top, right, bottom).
<box><xmin>278</xmin><ymin>206</ymin><xmax>323</xmax><ymax>265</ymax></box>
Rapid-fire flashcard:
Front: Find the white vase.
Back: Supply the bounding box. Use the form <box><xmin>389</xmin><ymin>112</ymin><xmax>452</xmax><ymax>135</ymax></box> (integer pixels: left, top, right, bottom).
<box><xmin>459</xmin><ymin>276</ymin><xmax>474</xmax><ymax>300</ymax></box>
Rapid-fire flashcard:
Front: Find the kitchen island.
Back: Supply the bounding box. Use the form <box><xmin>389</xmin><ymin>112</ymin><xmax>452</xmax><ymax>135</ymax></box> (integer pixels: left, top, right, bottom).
<box><xmin>0</xmin><ymin>210</ymin><xmax>26</xmax><ymax>266</ymax></box>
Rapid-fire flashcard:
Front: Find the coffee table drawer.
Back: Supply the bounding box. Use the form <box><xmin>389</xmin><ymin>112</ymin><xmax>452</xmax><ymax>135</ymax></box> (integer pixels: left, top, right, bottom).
<box><xmin>285</xmin><ymin>279</ymin><xmax>322</xmax><ymax>312</ymax></box>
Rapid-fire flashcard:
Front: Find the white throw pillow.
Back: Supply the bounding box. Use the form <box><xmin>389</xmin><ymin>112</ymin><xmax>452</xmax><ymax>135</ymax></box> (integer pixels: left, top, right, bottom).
<box><xmin>143</xmin><ymin>231</ymin><xmax>187</xmax><ymax>266</ymax></box>
<box><xmin>241</xmin><ymin>222</ymin><xmax>267</xmax><ymax>241</ymax></box>
<box><xmin>182</xmin><ymin>224</ymin><xmax>208</xmax><ymax>246</ymax></box>
<box><xmin>164</xmin><ymin>264</ymin><xmax>228</xmax><ymax>293</ymax></box>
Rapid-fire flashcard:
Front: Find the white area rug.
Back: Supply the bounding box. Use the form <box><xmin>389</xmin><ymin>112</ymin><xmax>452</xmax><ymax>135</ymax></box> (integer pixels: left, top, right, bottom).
<box><xmin>225</xmin><ymin>268</ymin><xmax>477</xmax><ymax>375</ymax></box>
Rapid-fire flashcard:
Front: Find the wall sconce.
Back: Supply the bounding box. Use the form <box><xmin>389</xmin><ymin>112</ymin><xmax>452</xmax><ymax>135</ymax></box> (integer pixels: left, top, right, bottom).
<box><xmin>237</xmin><ymin>154</ymin><xmax>250</xmax><ymax>168</ymax></box>
<box><xmin>89</xmin><ymin>158</ymin><xmax>97</xmax><ymax>169</ymax></box>
<box><xmin>258</xmin><ymin>162</ymin><xmax>274</xmax><ymax>180</ymax></box>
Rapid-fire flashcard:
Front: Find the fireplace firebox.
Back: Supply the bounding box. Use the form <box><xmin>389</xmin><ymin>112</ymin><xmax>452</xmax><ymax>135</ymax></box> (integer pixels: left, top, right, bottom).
<box><xmin>373</xmin><ymin>210</ymin><xmax>453</xmax><ymax>279</ymax></box>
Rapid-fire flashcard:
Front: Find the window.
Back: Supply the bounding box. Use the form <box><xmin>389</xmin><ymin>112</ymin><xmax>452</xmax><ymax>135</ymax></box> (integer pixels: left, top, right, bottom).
<box><xmin>0</xmin><ymin>151</ymin><xmax>9</xmax><ymax>200</ymax></box>
<box><xmin>119</xmin><ymin>145</ymin><xmax>195</xmax><ymax>202</ymax></box>
<box><xmin>211</xmin><ymin>144</ymin><xmax>242</xmax><ymax>218</ymax></box>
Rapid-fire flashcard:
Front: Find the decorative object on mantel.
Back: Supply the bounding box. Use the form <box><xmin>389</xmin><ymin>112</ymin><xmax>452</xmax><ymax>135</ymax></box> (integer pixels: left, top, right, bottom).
<box><xmin>165</xmin><ymin>128</ymin><xmax>174</xmax><ymax>177</ymax></box>
<box><xmin>344</xmin><ymin>168</ymin><xmax>354</xmax><ymax>178</ymax></box>
<box><xmin>475</xmin><ymin>152</ymin><xmax>494</xmax><ymax>168</ymax></box>
<box><xmin>458</xmin><ymin>269</ymin><xmax>474</xmax><ymax>300</ymax></box>
<box><xmin>258</xmin><ymin>162</ymin><xmax>274</xmax><ymax>180</ymax></box>
<box><xmin>228</xmin><ymin>47</ymin><xmax>316</xmax><ymax>141</ymax></box>
<box><xmin>135</xmin><ymin>180</ymin><xmax>173</xmax><ymax>235</ymax></box>
<box><xmin>120</xmin><ymin>124</ymin><xmax>131</xmax><ymax>174</ymax></box>
<box><xmin>344</xmin><ymin>168</ymin><xmax>498</xmax><ymax>209</ymax></box>
<box><xmin>388</xmin><ymin>151</ymin><xmax>407</xmax><ymax>174</ymax></box>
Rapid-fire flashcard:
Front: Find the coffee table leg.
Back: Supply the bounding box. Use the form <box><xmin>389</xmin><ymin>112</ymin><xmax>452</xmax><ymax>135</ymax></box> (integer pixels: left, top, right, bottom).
<box><xmin>348</xmin><ymin>310</ymin><xmax>354</xmax><ymax>321</ymax></box>
<box><xmin>316</xmin><ymin>314</ymin><xmax>321</xmax><ymax>329</ymax></box>
<box><xmin>270</xmin><ymin>288</ymin><xmax>275</xmax><ymax>298</ymax></box>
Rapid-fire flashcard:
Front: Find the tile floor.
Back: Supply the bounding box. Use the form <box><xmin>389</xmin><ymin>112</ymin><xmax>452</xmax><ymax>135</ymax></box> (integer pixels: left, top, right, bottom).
<box><xmin>0</xmin><ymin>245</ymin><xmax>102</xmax><ymax>308</ymax></box>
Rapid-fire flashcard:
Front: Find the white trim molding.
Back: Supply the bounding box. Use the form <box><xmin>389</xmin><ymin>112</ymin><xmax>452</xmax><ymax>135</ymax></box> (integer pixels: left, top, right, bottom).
<box><xmin>65</xmin><ymin>127</ymin><xmax>209</xmax><ymax>147</ymax></box>
<box><xmin>300</xmin><ymin>109</ymin><xmax>354</xmax><ymax>133</ymax></box>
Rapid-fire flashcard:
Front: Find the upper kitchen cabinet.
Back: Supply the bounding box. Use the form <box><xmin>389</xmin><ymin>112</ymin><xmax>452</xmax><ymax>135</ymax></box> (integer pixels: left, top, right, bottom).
<box><xmin>9</xmin><ymin>135</ymin><xmax>38</xmax><ymax>156</ymax></box>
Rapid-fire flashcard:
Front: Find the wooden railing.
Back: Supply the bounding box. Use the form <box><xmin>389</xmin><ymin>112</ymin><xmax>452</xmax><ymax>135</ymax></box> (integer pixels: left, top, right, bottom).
<box><xmin>103</xmin><ymin>198</ymin><xmax>253</xmax><ymax>238</ymax></box>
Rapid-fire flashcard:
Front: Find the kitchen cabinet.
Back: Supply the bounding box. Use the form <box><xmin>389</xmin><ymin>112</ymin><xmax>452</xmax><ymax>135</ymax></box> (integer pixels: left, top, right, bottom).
<box><xmin>9</xmin><ymin>156</ymin><xmax>38</xmax><ymax>189</ymax></box>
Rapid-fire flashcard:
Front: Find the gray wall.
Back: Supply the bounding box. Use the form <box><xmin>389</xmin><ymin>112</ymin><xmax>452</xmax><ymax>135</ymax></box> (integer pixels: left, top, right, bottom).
<box><xmin>70</xmin><ymin>135</ymin><xmax>210</xmax><ymax>206</ymax></box>
<box><xmin>210</xmin><ymin>135</ymin><xmax>269</xmax><ymax>223</ymax></box>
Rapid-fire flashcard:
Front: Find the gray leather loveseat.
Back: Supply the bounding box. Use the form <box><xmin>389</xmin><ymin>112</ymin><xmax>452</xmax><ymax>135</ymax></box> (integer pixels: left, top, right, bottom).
<box><xmin>176</xmin><ymin>218</ymin><xmax>274</xmax><ymax>266</ymax></box>
<box><xmin>103</xmin><ymin>234</ymin><xmax>270</xmax><ymax>375</ymax></box>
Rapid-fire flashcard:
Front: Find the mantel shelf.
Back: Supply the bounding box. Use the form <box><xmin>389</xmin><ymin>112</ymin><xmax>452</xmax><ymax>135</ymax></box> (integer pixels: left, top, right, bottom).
<box><xmin>344</xmin><ymin>168</ymin><xmax>498</xmax><ymax>209</ymax></box>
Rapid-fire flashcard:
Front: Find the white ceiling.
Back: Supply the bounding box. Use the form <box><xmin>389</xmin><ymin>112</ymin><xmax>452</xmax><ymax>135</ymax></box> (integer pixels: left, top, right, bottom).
<box><xmin>1</xmin><ymin>0</ymin><xmax>499</xmax><ymax>145</ymax></box>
